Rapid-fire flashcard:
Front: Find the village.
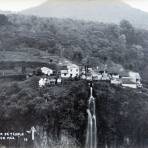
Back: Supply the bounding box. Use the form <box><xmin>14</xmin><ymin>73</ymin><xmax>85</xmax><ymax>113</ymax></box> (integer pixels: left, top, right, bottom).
<box><xmin>38</xmin><ymin>59</ymin><xmax>143</xmax><ymax>89</ymax></box>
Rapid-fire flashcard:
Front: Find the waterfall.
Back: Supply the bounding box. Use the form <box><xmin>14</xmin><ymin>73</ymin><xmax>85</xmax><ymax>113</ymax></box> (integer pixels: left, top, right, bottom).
<box><xmin>86</xmin><ymin>84</ymin><xmax>97</xmax><ymax>148</ymax></box>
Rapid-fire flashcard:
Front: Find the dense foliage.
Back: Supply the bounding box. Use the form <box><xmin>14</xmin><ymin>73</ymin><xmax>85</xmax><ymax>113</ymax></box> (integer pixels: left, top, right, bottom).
<box><xmin>94</xmin><ymin>82</ymin><xmax>148</xmax><ymax>147</ymax></box>
<box><xmin>0</xmin><ymin>78</ymin><xmax>88</xmax><ymax>143</ymax></box>
<box><xmin>1</xmin><ymin>78</ymin><xmax>148</xmax><ymax>147</ymax></box>
<box><xmin>0</xmin><ymin>15</ymin><xmax>148</xmax><ymax>81</ymax></box>
<box><xmin>1</xmin><ymin>14</ymin><xmax>148</xmax><ymax>147</ymax></box>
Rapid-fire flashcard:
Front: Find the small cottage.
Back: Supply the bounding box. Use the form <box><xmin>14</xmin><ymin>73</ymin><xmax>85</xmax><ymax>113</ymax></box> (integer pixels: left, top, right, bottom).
<box><xmin>111</xmin><ymin>78</ymin><xmax>122</xmax><ymax>85</ymax></box>
<box><xmin>60</xmin><ymin>66</ymin><xmax>69</xmax><ymax>78</ymax></box>
<box><xmin>60</xmin><ymin>63</ymin><xmax>79</xmax><ymax>78</ymax></box>
<box><xmin>122</xmin><ymin>78</ymin><xmax>137</xmax><ymax>89</ymax></box>
<box><xmin>67</xmin><ymin>64</ymin><xmax>79</xmax><ymax>78</ymax></box>
<box><xmin>128</xmin><ymin>71</ymin><xmax>141</xmax><ymax>83</ymax></box>
<box><xmin>41</xmin><ymin>67</ymin><xmax>53</xmax><ymax>76</ymax></box>
<box><xmin>101</xmin><ymin>71</ymin><xmax>110</xmax><ymax>80</ymax></box>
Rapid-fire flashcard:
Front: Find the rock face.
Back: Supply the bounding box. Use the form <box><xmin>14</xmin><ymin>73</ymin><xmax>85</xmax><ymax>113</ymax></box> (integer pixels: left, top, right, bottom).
<box><xmin>21</xmin><ymin>0</ymin><xmax>148</xmax><ymax>29</ymax></box>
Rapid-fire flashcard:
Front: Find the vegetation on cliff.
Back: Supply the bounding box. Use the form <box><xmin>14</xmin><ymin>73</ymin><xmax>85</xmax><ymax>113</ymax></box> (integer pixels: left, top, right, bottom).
<box><xmin>0</xmin><ymin>77</ymin><xmax>148</xmax><ymax>147</ymax></box>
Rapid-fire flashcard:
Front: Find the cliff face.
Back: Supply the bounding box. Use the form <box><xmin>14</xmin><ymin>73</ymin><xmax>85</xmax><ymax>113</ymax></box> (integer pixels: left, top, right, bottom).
<box><xmin>0</xmin><ymin>78</ymin><xmax>148</xmax><ymax>147</ymax></box>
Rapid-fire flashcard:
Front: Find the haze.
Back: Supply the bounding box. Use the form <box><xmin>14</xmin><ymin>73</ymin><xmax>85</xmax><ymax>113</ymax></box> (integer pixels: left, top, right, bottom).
<box><xmin>0</xmin><ymin>0</ymin><xmax>148</xmax><ymax>12</ymax></box>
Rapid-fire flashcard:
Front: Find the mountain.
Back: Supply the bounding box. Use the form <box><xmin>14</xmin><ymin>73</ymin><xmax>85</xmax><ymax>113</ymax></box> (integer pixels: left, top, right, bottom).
<box><xmin>21</xmin><ymin>0</ymin><xmax>148</xmax><ymax>29</ymax></box>
<box><xmin>0</xmin><ymin>10</ymin><xmax>11</xmax><ymax>15</ymax></box>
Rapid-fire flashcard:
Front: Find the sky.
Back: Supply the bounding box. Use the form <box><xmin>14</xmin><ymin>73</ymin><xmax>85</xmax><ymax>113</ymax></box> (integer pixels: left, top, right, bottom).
<box><xmin>0</xmin><ymin>0</ymin><xmax>148</xmax><ymax>12</ymax></box>
<box><xmin>124</xmin><ymin>0</ymin><xmax>148</xmax><ymax>12</ymax></box>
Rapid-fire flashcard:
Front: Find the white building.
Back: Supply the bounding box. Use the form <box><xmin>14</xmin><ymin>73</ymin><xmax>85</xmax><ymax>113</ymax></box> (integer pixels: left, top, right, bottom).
<box><xmin>39</xmin><ymin>78</ymin><xmax>47</xmax><ymax>87</ymax></box>
<box><xmin>119</xmin><ymin>71</ymin><xmax>142</xmax><ymax>89</ymax></box>
<box><xmin>92</xmin><ymin>71</ymin><xmax>102</xmax><ymax>80</ymax></box>
<box><xmin>60</xmin><ymin>64</ymin><xmax>79</xmax><ymax>78</ymax></box>
<box><xmin>110</xmin><ymin>73</ymin><xmax>120</xmax><ymax>79</ymax></box>
<box><xmin>59</xmin><ymin>59</ymin><xmax>80</xmax><ymax>78</ymax></box>
<box><xmin>128</xmin><ymin>71</ymin><xmax>141</xmax><ymax>83</ymax></box>
<box><xmin>67</xmin><ymin>64</ymin><xmax>79</xmax><ymax>78</ymax></box>
<box><xmin>101</xmin><ymin>71</ymin><xmax>110</xmax><ymax>80</ymax></box>
<box><xmin>41</xmin><ymin>67</ymin><xmax>53</xmax><ymax>76</ymax></box>
<box><xmin>121</xmin><ymin>78</ymin><xmax>137</xmax><ymax>89</ymax></box>
<box><xmin>111</xmin><ymin>78</ymin><xmax>122</xmax><ymax>85</ymax></box>
<box><xmin>110</xmin><ymin>73</ymin><xmax>121</xmax><ymax>85</ymax></box>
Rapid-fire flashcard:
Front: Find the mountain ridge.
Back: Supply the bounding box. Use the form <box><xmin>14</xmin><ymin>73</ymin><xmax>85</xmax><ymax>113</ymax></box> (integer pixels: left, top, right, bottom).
<box><xmin>21</xmin><ymin>0</ymin><xmax>148</xmax><ymax>29</ymax></box>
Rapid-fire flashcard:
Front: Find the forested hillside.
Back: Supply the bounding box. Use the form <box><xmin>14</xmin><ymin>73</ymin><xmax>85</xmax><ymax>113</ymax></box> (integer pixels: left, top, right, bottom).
<box><xmin>0</xmin><ymin>14</ymin><xmax>148</xmax><ymax>82</ymax></box>
<box><xmin>1</xmin><ymin>14</ymin><xmax>148</xmax><ymax>147</ymax></box>
<box><xmin>1</xmin><ymin>77</ymin><xmax>148</xmax><ymax>147</ymax></box>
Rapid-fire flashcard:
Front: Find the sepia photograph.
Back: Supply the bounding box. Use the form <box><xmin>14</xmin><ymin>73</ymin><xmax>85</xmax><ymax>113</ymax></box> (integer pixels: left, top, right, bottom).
<box><xmin>0</xmin><ymin>0</ymin><xmax>148</xmax><ymax>147</ymax></box>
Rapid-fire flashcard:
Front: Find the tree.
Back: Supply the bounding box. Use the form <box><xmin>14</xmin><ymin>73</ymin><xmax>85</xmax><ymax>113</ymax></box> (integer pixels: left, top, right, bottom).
<box><xmin>72</xmin><ymin>46</ymin><xmax>83</xmax><ymax>62</ymax></box>
<box><xmin>0</xmin><ymin>14</ymin><xmax>9</xmax><ymax>26</ymax></box>
<box><xmin>106</xmin><ymin>24</ymin><xmax>120</xmax><ymax>40</ymax></box>
<box><xmin>120</xmin><ymin>20</ymin><xmax>136</xmax><ymax>45</ymax></box>
<box><xmin>119</xmin><ymin>34</ymin><xmax>126</xmax><ymax>49</ymax></box>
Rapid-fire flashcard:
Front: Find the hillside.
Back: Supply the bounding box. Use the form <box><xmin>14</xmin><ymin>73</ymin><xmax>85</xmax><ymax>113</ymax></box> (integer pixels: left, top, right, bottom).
<box><xmin>21</xmin><ymin>0</ymin><xmax>148</xmax><ymax>29</ymax></box>
<box><xmin>0</xmin><ymin>14</ymin><xmax>148</xmax><ymax>82</ymax></box>
<box><xmin>0</xmin><ymin>10</ymin><xmax>148</xmax><ymax>148</ymax></box>
<box><xmin>1</xmin><ymin>78</ymin><xmax>148</xmax><ymax>147</ymax></box>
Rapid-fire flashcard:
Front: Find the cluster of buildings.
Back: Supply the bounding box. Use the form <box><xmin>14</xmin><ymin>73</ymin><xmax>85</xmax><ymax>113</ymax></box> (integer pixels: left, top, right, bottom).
<box><xmin>39</xmin><ymin>59</ymin><xmax>79</xmax><ymax>87</ymax></box>
<box><xmin>38</xmin><ymin>59</ymin><xmax>142</xmax><ymax>89</ymax></box>
<box><xmin>82</xmin><ymin>67</ymin><xmax>142</xmax><ymax>89</ymax></box>
<box><xmin>97</xmin><ymin>70</ymin><xmax>142</xmax><ymax>89</ymax></box>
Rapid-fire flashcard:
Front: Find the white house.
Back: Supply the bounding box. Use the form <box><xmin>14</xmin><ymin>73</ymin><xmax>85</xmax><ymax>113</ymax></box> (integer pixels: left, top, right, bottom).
<box><xmin>111</xmin><ymin>78</ymin><xmax>122</xmax><ymax>85</ymax></box>
<box><xmin>60</xmin><ymin>64</ymin><xmax>79</xmax><ymax>78</ymax></box>
<box><xmin>109</xmin><ymin>72</ymin><xmax>121</xmax><ymax>85</ymax></box>
<box><xmin>110</xmin><ymin>73</ymin><xmax>120</xmax><ymax>79</ymax></box>
<box><xmin>128</xmin><ymin>71</ymin><xmax>141</xmax><ymax>83</ymax></box>
<box><xmin>57</xmin><ymin>77</ymin><xmax>62</xmax><ymax>84</ymax></box>
<box><xmin>39</xmin><ymin>78</ymin><xmax>47</xmax><ymax>87</ymax></box>
<box><xmin>101</xmin><ymin>71</ymin><xmax>110</xmax><ymax>80</ymax></box>
<box><xmin>67</xmin><ymin>64</ymin><xmax>79</xmax><ymax>78</ymax></box>
<box><xmin>81</xmin><ymin>73</ymin><xmax>86</xmax><ymax>79</ymax></box>
<box><xmin>121</xmin><ymin>78</ymin><xmax>137</xmax><ymax>89</ymax></box>
<box><xmin>41</xmin><ymin>67</ymin><xmax>53</xmax><ymax>76</ymax></box>
<box><xmin>92</xmin><ymin>71</ymin><xmax>102</xmax><ymax>80</ymax></box>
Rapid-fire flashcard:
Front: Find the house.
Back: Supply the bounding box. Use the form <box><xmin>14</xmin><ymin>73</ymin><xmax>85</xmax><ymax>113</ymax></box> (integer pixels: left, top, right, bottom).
<box><xmin>137</xmin><ymin>80</ymin><xmax>143</xmax><ymax>88</ymax></box>
<box><xmin>111</xmin><ymin>78</ymin><xmax>122</xmax><ymax>85</ymax></box>
<box><xmin>39</xmin><ymin>76</ymin><xmax>58</xmax><ymax>87</ymax></box>
<box><xmin>101</xmin><ymin>71</ymin><xmax>110</xmax><ymax>80</ymax></box>
<box><xmin>39</xmin><ymin>78</ymin><xmax>47</xmax><ymax>87</ymax></box>
<box><xmin>119</xmin><ymin>71</ymin><xmax>142</xmax><ymax>89</ymax></box>
<box><xmin>109</xmin><ymin>73</ymin><xmax>120</xmax><ymax>79</ymax></box>
<box><xmin>128</xmin><ymin>71</ymin><xmax>141</xmax><ymax>83</ymax></box>
<box><xmin>41</xmin><ymin>67</ymin><xmax>53</xmax><ymax>76</ymax></box>
<box><xmin>109</xmin><ymin>72</ymin><xmax>121</xmax><ymax>85</ymax></box>
<box><xmin>60</xmin><ymin>66</ymin><xmax>69</xmax><ymax>78</ymax></box>
<box><xmin>92</xmin><ymin>71</ymin><xmax>102</xmax><ymax>81</ymax></box>
<box><xmin>46</xmin><ymin>77</ymin><xmax>56</xmax><ymax>85</ymax></box>
<box><xmin>67</xmin><ymin>64</ymin><xmax>79</xmax><ymax>78</ymax></box>
<box><xmin>88</xmin><ymin>68</ymin><xmax>93</xmax><ymax>73</ymax></box>
<box><xmin>60</xmin><ymin>63</ymin><xmax>79</xmax><ymax>78</ymax></box>
<box><xmin>121</xmin><ymin>78</ymin><xmax>137</xmax><ymax>89</ymax></box>
<box><xmin>128</xmin><ymin>71</ymin><xmax>142</xmax><ymax>88</ymax></box>
<box><xmin>57</xmin><ymin>77</ymin><xmax>62</xmax><ymax>84</ymax></box>
<box><xmin>81</xmin><ymin>74</ymin><xmax>86</xmax><ymax>79</ymax></box>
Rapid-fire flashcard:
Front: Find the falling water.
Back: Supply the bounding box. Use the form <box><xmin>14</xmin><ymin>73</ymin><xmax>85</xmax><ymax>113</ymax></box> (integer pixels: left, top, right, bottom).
<box><xmin>86</xmin><ymin>83</ymin><xmax>97</xmax><ymax>148</ymax></box>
